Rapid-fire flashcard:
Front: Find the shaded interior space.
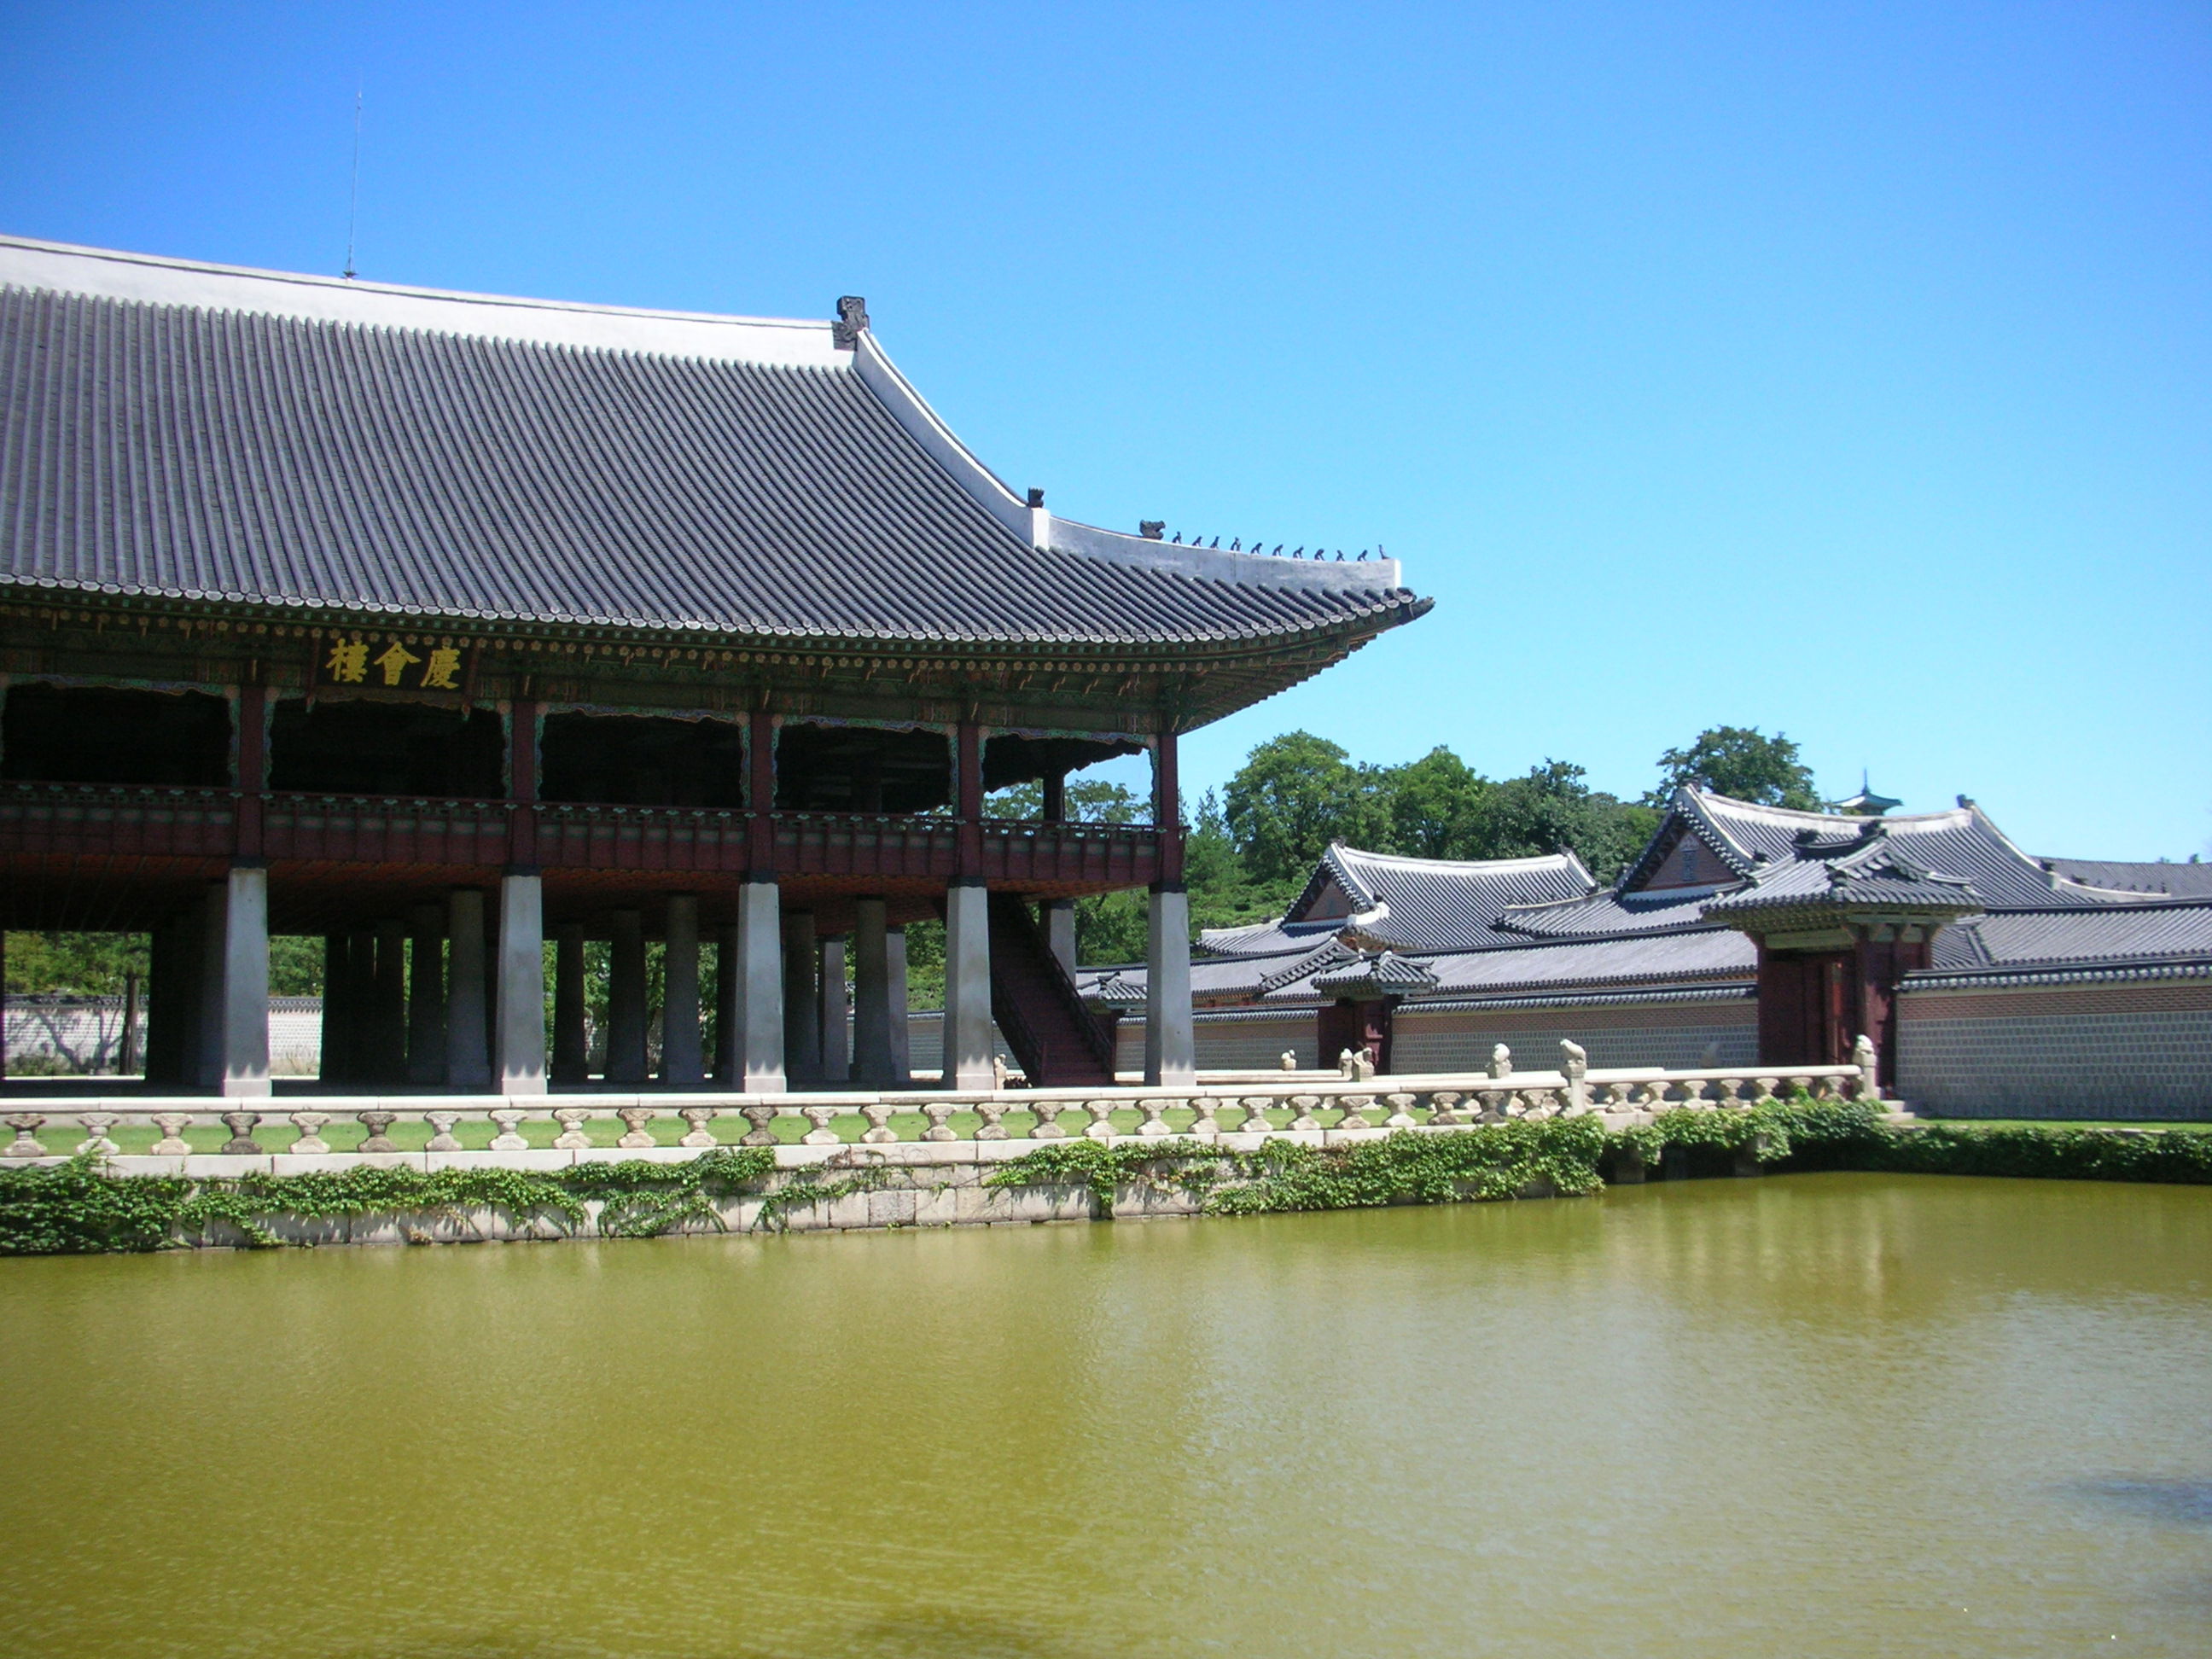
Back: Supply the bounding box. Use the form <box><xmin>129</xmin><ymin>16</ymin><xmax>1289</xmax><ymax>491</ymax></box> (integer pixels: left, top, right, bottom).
<box><xmin>981</xmin><ymin>733</ymin><xmax>1141</xmax><ymax>794</ymax></box>
<box><xmin>270</xmin><ymin>699</ymin><xmax>504</xmax><ymax>798</ymax></box>
<box><xmin>775</xmin><ymin>722</ymin><xmax>950</xmax><ymax>812</ymax></box>
<box><xmin>540</xmin><ymin>713</ymin><xmax>745</xmax><ymax>807</ymax></box>
<box><xmin>2</xmin><ymin>683</ymin><xmax>231</xmax><ymax>787</ymax></box>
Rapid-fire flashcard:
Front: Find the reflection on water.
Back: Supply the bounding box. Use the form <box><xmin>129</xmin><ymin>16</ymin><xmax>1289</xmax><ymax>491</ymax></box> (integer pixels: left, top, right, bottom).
<box><xmin>2</xmin><ymin>1173</ymin><xmax>2208</xmax><ymax>1658</ymax></box>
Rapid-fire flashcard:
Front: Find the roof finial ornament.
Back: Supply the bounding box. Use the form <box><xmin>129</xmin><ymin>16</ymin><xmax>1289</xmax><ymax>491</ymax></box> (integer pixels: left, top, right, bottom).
<box><xmin>833</xmin><ymin>295</ymin><xmax>870</xmax><ymax>349</ymax></box>
<box><xmin>1139</xmin><ymin>521</ymin><xmax>1165</xmax><ymax>540</ymax></box>
<box><xmin>1026</xmin><ymin>487</ymin><xmax>1045</xmax><ymax>508</ymax></box>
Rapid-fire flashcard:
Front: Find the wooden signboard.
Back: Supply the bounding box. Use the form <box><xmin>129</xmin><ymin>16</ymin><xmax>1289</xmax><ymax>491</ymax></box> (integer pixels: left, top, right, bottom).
<box><xmin>306</xmin><ymin>632</ymin><xmax>480</xmax><ymax>701</ymax></box>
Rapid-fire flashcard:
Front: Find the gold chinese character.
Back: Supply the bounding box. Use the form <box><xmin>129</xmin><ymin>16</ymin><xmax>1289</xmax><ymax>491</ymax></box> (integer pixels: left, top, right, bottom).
<box><xmin>420</xmin><ymin>646</ymin><xmax>463</xmax><ymax>690</ymax></box>
<box><xmin>372</xmin><ymin>641</ymin><xmax>422</xmax><ymax>687</ymax></box>
<box><xmin>324</xmin><ymin>640</ymin><xmax>368</xmax><ymax>684</ymax></box>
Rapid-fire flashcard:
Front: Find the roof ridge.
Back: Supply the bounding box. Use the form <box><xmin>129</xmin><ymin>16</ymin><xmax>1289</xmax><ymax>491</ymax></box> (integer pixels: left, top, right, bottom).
<box><xmin>0</xmin><ymin>234</ymin><xmax>845</xmax><ymax>370</ymax></box>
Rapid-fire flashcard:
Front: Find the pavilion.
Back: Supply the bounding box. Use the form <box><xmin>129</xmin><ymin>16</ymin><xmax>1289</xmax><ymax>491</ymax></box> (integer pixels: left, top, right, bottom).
<box><xmin>0</xmin><ymin>235</ymin><xmax>1429</xmax><ymax>1097</ymax></box>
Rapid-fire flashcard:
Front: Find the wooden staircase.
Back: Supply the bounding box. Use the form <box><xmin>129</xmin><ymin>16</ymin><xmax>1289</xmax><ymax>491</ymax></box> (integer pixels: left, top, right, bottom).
<box><xmin>987</xmin><ymin>893</ymin><xmax>1119</xmax><ymax>1087</ymax></box>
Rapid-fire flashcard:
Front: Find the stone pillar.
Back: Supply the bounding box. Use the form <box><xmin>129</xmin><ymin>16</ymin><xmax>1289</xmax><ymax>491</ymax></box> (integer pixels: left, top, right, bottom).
<box><xmin>853</xmin><ymin>899</ymin><xmax>894</xmax><ymax>1088</ymax></box>
<box><xmin>886</xmin><ymin>926</ymin><xmax>911</xmax><ymax>1086</ymax></box>
<box><xmin>1145</xmin><ymin>883</ymin><xmax>1195</xmax><ymax>1086</ymax></box>
<box><xmin>195</xmin><ymin>883</ymin><xmax>231</xmax><ymax>1090</ymax></box>
<box><xmin>736</xmin><ymin>879</ymin><xmax>785</xmax><ymax>1093</ymax></box>
<box><xmin>360</xmin><ymin>918</ymin><xmax>402</xmax><ymax>1084</ymax></box>
<box><xmin>713</xmin><ymin>922</ymin><xmax>741</xmax><ymax>1086</ymax></box>
<box><xmin>818</xmin><ymin>934</ymin><xmax>849</xmax><ymax>1085</ymax></box>
<box><xmin>781</xmin><ymin>909</ymin><xmax>819</xmax><ymax>1084</ymax></box>
<box><xmin>606</xmin><ymin>909</ymin><xmax>649</xmax><ymax>1085</ymax></box>
<box><xmin>218</xmin><ymin>866</ymin><xmax>271</xmax><ymax>1097</ymax></box>
<box><xmin>496</xmin><ymin>873</ymin><xmax>546</xmax><ymax>1096</ymax></box>
<box><xmin>661</xmin><ymin>894</ymin><xmax>704</xmax><ymax>1087</ymax></box>
<box><xmin>1044</xmin><ymin>899</ymin><xmax>1077</xmax><ymax>981</ymax></box>
<box><xmin>551</xmin><ymin>923</ymin><xmax>588</xmax><ymax>1086</ymax></box>
<box><xmin>405</xmin><ymin>904</ymin><xmax>446</xmax><ymax>1086</ymax></box>
<box><xmin>943</xmin><ymin>881</ymin><xmax>994</xmax><ymax>1090</ymax></box>
<box><xmin>444</xmin><ymin>890</ymin><xmax>492</xmax><ymax>1090</ymax></box>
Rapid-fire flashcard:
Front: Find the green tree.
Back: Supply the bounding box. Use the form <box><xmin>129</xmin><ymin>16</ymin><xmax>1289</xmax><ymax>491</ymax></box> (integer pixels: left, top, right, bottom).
<box><xmin>1377</xmin><ymin>746</ymin><xmax>1490</xmax><ymax>859</ymax></box>
<box><xmin>1222</xmin><ymin>732</ymin><xmax>1385</xmax><ymax>886</ymax></box>
<box><xmin>1465</xmin><ymin>761</ymin><xmax>1661</xmax><ymax>881</ymax></box>
<box><xmin>1650</xmin><ymin>726</ymin><xmax>1822</xmax><ymax>810</ymax></box>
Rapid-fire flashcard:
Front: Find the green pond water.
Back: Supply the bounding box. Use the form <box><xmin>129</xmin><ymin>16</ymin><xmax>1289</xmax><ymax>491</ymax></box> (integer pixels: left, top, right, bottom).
<box><xmin>3</xmin><ymin>1173</ymin><xmax>2209</xmax><ymax>1658</ymax></box>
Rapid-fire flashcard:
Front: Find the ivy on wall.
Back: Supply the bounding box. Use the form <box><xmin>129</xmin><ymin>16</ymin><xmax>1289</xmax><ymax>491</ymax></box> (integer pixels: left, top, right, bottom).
<box><xmin>4</xmin><ymin>1108</ymin><xmax>2209</xmax><ymax>1256</ymax></box>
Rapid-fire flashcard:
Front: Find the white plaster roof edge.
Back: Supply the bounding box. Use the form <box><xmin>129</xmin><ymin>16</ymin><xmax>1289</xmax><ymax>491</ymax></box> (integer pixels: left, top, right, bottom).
<box><xmin>0</xmin><ymin>233</ymin><xmax>847</xmax><ymax>369</ymax></box>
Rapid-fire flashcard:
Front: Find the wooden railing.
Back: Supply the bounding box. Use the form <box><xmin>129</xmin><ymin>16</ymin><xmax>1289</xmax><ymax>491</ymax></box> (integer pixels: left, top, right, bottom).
<box><xmin>0</xmin><ymin>783</ymin><xmax>1159</xmax><ymax>884</ymax></box>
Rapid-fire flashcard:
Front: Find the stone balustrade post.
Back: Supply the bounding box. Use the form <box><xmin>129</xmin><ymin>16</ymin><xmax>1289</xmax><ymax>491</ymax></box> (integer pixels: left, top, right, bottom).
<box><xmin>800</xmin><ymin>1106</ymin><xmax>840</xmax><ymax>1145</ymax></box>
<box><xmin>425</xmin><ymin>1113</ymin><xmax>463</xmax><ymax>1153</ymax></box>
<box><xmin>1187</xmin><ymin>1097</ymin><xmax>1220</xmax><ymax>1137</ymax></box>
<box><xmin>551</xmin><ymin>1109</ymin><xmax>593</xmax><ymax>1150</ymax></box>
<box><xmin>288</xmin><ymin>1112</ymin><xmax>332</xmax><ymax>1154</ymax></box>
<box><xmin>616</xmin><ymin>1108</ymin><xmax>656</xmax><ymax>1149</ymax></box>
<box><xmin>1238</xmin><ymin>1095</ymin><xmax>1273</xmax><ymax>1132</ymax></box>
<box><xmin>973</xmin><ymin>1101</ymin><xmax>1008</xmax><ymax>1140</ymax></box>
<box><xmin>76</xmin><ymin>1112</ymin><xmax>120</xmax><ymax>1155</ymax></box>
<box><xmin>489</xmin><ymin>1109</ymin><xmax>528</xmax><ymax>1151</ymax></box>
<box><xmin>151</xmin><ymin>1114</ymin><xmax>192</xmax><ymax>1155</ymax></box>
<box><xmin>678</xmin><ymin>1108</ymin><xmax>717</xmax><ymax>1148</ymax></box>
<box><xmin>1030</xmin><ymin>1099</ymin><xmax>1069</xmax><ymax>1139</ymax></box>
<box><xmin>1560</xmin><ymin>1041</ymin><xmax>1589</xmax><ymax>1114</ymax></box>
<box><xmin>1852</xmin><ymin>1034</ymin><xmax>1880</xmax><ymax>1100</ymax></box>
<box><xmin>1135</xmin><ymin>1096</ymin><xmax>1174</xmax><ymax>1137</ymax></box>
<box><xmin>860</xmin><ymin>1103</ymin><xmax>896</xmax><ymax>1144</ymax></box>
<box><xmin>1082</xmin><ymin>1099</ymin><xmax>1116</xmax><ymax>1140</ymax></box>
<box><xmin>921</xmin><ymin>1101</ymin><xmax>957</xmax><ymax>1143</ymax></box>
<box><xmin>358</xmin><ymin>1111</ymin><xmax>399</xmax><ymax>1153</ymax></box>
<box><xmin>4</xmin><ymin>1114</ymin><xmax>49</xmax><ymax>1158</ymax></box>
<box><xmin>1382</xmin><ymin>1092</ymin><xmax>1417</xmax><ymax>1129</ymax></box>
<box><xmin>739</xmin><ymin>1105</ymin><xmax>778</xmax><ymax>1146</ymax></box>
<box><xmin>1429</xmin><ymin>1091</ymin><xmax>1464</xmax><ymax>1126</ymax></box>
<box><xmin>218</xmin><ymin>1112</ymin><xmax>263</xmax><ymax>1155</ymax></box>
<box><xmin>1338</xmin><ymin>1095</ymin><xmax>1375</xmax><ymax>1131</ymax></box>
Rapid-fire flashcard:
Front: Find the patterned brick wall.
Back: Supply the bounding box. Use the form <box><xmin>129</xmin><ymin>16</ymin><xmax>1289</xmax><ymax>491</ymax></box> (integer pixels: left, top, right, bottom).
<box><xmin>1897</xmin><ymin>980</ymin><xmax>2212</xmax><ymax>1119</ymax></box>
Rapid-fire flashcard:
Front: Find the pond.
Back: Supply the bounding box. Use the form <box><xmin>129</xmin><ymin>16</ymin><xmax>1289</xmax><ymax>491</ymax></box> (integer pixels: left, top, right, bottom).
<box><xmin>3</xmin><ymin>1173</ymin><xmax>2208</xmax><ymax>1657</ymax></box>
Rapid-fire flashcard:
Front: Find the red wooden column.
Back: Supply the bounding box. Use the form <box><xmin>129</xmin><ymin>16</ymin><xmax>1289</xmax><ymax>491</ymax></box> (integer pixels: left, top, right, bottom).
<box><xmin>507</xmin><ymin>697</ymin><xmax>538</xmax><ymax>868</ymax></box>
<box><xmin>234</xmin><ymin>682</ymin><xmax>266</xmax><ymax>860</ymax></box>
<box><xmin>955</xmin><ymin>719</ymin><xmax>984</xmax><ymax>877</ymax></box>
<box><xmin>748</xmin><ymin>710</ymin><xmax>777</xmax><ymax>875</ymax></box>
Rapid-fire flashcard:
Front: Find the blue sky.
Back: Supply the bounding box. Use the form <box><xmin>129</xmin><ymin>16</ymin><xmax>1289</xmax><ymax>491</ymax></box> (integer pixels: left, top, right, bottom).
<box><xmin>3</xmin><ymin>1</ymin><xmax>2204</xmax><ymax>858</ymax></box>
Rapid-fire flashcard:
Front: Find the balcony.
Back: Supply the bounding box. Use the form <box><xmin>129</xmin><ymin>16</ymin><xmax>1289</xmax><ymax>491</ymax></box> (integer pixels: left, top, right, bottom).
<box><xmin>0</xmin><ymin>783</ymin><xmax>1159</xmax><ymax>888</ymax></box>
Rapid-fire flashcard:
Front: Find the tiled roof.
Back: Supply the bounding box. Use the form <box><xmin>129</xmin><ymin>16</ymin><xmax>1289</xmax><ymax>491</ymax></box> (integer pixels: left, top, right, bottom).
<box><xmin>1259</xmin><ymin>928</ymin><xmax>1754</xmax><ymax>1003</ymax></box>
<box><xmin>1903</xmin><ymin>955</ymin><xmax>2212</xmax><ymax>992</ymax></box>
<box><xmin>1309</xmin><ymin>950</ymin><xmax>1441</xmax><ymax>998</ymax></box>
<box><xmin>1953</xmin><ymin>905</ymin><xmax>2212</xmax><ymax>965</ymax></box>
<box><xmin>0</xmin><ymin>237</ymin><xmax>1427</xmax><ymax>652</ymax></box>
<box><xmin>1701</xmin><ymin>841</ymin><xmax>1983</xmax><ymax>919</ymax></box>
<box><xmin>1492</xmin><ymin>887</ymin><xmax>1713</xmax><ymax>940</ymax></box>
<box><xmin>2039</xmin><ymin>859</ymin><xmax>2212</xmax><ymax>899</ymax></box>
<box><xmin>1630</xmin><ymin>790</ymin><xmax>2146</xmax><ymax>911</ymax></box>
<box><xmin>1201</xmin><ymin>845</ymin><xmax>1592</xmax><ymax>957</ymax></box>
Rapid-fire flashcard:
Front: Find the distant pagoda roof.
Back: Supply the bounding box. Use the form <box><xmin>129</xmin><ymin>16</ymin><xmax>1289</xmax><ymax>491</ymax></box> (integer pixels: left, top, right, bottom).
<box><xmin>0</xmin><ymin>236</ymin><xmax>1427</xmax><ymax>686</ymax></box>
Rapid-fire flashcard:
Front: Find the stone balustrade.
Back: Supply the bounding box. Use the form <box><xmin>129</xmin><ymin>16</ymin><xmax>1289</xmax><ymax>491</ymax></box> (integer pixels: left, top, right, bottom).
<box><xmin>0</xmin><ymin>1042</ymin><xmax>1884</xmax><ymax>1172</ymax></box>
